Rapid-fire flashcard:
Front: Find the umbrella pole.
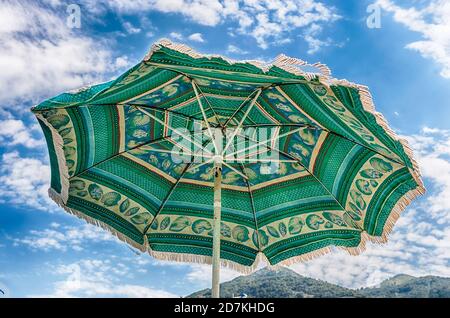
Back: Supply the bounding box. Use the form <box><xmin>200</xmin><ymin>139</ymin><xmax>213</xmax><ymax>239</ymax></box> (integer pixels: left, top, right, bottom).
<box><xmin>212</xmin><ymin>157</ymin><xmax>222</xmax><ymax>298</ymax></box>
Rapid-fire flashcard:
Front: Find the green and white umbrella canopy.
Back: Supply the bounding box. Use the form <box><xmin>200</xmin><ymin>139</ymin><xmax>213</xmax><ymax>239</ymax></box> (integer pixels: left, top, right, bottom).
<box><xmin>32</xmin><ymin>39</ymin><xmax>425</xmax><ymax>275</ymax></box>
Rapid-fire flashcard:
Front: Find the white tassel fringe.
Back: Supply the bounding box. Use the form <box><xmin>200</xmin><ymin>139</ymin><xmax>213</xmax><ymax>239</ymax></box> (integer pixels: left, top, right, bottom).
<box><xmin>36</xmin><ymin>113</ymin><xmax>70</xmax><ymax>204</ymax></box>
<box><xmin>144</xmin><ymin>39</ymin><xmax>330</xmax><ymax>80</ymax></box>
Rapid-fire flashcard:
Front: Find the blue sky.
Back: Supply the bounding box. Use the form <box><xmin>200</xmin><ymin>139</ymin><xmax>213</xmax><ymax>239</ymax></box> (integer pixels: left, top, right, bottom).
<box><xmin>1</xmin><ymin>0</ymin><xmax>450</xmax><ymax>297</ymax></box>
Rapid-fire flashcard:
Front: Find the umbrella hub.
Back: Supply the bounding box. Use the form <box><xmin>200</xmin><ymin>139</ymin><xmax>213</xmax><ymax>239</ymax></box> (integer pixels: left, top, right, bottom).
<box><xmin>212</xmin><ymin>155</ymin><xmax>223</xmax><ymax>165</ymax></box>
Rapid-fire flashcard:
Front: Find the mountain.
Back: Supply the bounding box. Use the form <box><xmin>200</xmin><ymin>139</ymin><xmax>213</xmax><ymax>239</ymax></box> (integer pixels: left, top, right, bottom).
<box><xmin>187</xmin><ymin>268</ymin><xmax>450</xmax><ymax>298</ymax></box>
<box><xmin>360</xmin><ymin>274</ymin><xmax>450</xmax><ymax>298</ymax></box>
<box><xmin>188</xmin><ymin>267</ymin><xmax>359</xmax><ymax>298</ymax></box>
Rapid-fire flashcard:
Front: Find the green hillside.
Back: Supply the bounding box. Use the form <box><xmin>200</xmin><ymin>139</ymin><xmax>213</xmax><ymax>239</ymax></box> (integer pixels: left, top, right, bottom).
<box><xmin>360</xmin><ymin>274</ymin><xmax>450</xmax><ymax>298</ymax></box>
<box><xmin>188</xmin><ymin>267</ymin><xmax>450</xmax><ymax>298</ymax></box>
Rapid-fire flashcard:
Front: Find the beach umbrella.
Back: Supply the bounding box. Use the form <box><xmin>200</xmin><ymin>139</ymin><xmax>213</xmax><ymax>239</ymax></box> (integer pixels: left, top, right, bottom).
<box><xmin>32</xmin><ymin>40</ymin><xmax>424</xmax><ymax>298</ymax></box>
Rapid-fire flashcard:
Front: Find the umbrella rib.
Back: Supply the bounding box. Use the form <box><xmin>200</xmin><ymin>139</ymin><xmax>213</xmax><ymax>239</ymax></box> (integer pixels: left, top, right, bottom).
<box><xmin>239</xmin><ymin>123</ymin><xmax>319</xmax><ymax>129</ymax></box>
<box><xmin>191</xmin><ymin>81</ymin><xmax>220</xmax><ymax>154</ymax></box>
<box><xmin>224</xmin><ymin>127</ymin><xmax>304</xmax><ymax>159</ymax></box>
<box><xmin>70</xmin><ymin>130</ymin><xmax>205</xmax><ymax>180</ymax></box>
<box><xmin>125</xmin><ymin>105</ymin><xmax>223</xmax><ymax>143</ymax></box>
<box><xmin>143</xmin><ymin>137</ymin><xmax>214</xmax><ymax>235</ymax></box>
<box><xmin>185</xmin><ymin>157</ymin><xmax>250</xmax><ymax>179</ymax></box>
<box><xmin>165</xmin><ymin>131</ymin><xmax>215</xmax><ymax>161</ymax></box>
<box><xmin>239</xmin><ymin>123</ymin><xmax>406</xmax><ymax>167</ymax></box>
<box><xmin>223</xmin><ymin>88</ymin><xmax>262</xmax><ymax>127</ymax></box>
<box><xmin>136</xmin><ymin>106</ymin><xmax>213</xmax><ymax>156</ymax></box>
<box><xmin>229</xmin><ymin>143</ymin><xmax>261</xmax><ymax>252</ymax></box>
<box><xmin>119</xmin><ymin>73</ymin><xmax>184</xmax><ymax>105</ymax></box>
<box><xmin>228</xmin><ymin>158</ymin><xmax>298</xmax><ymax>163</ymax></box>
<box><xmin>83</xmin><ymin>102</ymin><xmax>208</xmax><ymax>129</ymax></box>
<box><xmin>236</xmin><ymin>132</ymin><xmax>355</xmax><ymax>220</ymax></box>
<box><xmin>222</xmin><ymin>89</ymin><xmax>262</xmax><ymax>156</ymax></box>
<box><xmin>141</xmin><ymin>61</ymin><xmax>224</xmax><ymax>123</ymax></box>
<box><xmin>137</xmin><ymin>62</ymin><xmax>222</xmax><ymax>128</ymax></box>
<box><xmin>143</xmin><ymin>162</ymin><xmax>194</xmax><ymax>235</ymax></box>
<box><xmin>272</xmin><ymin>82</ymin><xmax>406</xmax><ymax>166</ymax></box>
<box><xmin>124</xmin><ymin>103</ymin><xmax>204</xmax><ymax>125</ymax></box>
<box><xmin>186</xmin><ymin>157</ymin><xmax>214</xmax><ymax>173</ymax></box>
<box><xmin>191</xmin><ymin>80</ymin><xmax>223</xmax><ymax>128</ymax></box>
<box><xmin>145</xmin><ymin>145</ymin><xmax>213</xmax><ymax>159</ymax></box>
<box><xmin>241</xmin><ymin>167</ymin><xmax>261</xmax><ymax>252</ymax></box>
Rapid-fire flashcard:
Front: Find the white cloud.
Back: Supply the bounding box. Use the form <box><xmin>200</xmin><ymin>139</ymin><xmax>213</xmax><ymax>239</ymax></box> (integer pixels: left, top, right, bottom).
<box><xmin>149</xmin><ymin>259</ymin><xmax>258</xmax><ymax>293</ymax></box>
<box><xmin>169</xmin><ymin>32</ymin><xmax>205</xmax><ymax>43</ymax></box>
<box><xmin>169</xmin><ymin>32</ymin><xmax>183</xmax><ymax>41</ymax></box>
<box><xmin>0</xmin><ymin>1</ymin><xmax>127</xmax><ymax>105</ymax></box>
<box><xmin>186</xmin><ymin>264</ymin><xmax>241</xmax><ymax>286</ymax></box>
<box><xmin>139</xmin><ymin>16</ymin><xmax>158</xmax><ymax>38</ymax></box>
<box><xmin>105</xmin><ymin>0</ymin><xmax>224</xmax><ymax>26</ymax></box>
<box><xmin>226</xmin><ymin>44</ymin><xmax>249</xmax><ymax>55</ymax></box>
<box><xmin>31</xmin><ymin>259</ymin><xmax>177</xmax><ymax>297</ymax></box>
<box><xmin>114</xmin><ymin>56</ymin><xmax>132</xmax><ymax>69</ymax></box>
<box><xmin>122</xmin><ymin>21</ymin><xmax>141</xmax><ymax>34</ymax></box>
<box><xmin>228</xmin><ymin>1</ymin><xmax>340</xmax><ymax>50</ymax></box>
<box><xmin>12</xmin><ymin>223</ymin><xmax>116</xmax><ymax>252</ymax></box>
<box><xmin>187</xmin><ymin>32</ymin><xmax>205</xmax><ymax>43</ymax></box>
<box><xmin>303</xmin><ymin>23</ymin><xmax>331</xmax><ymax>54</ymax></box>
<box><xmin>405</xmin><ymin>127</ymin><xmax>450</xmax><ymax>222</ymax></box>
<box><xmin>80</xmin><ymin>0</ymin><xmax>340</xmax><ymax>51</ymax></box>
<box><xmin>0</xmin><ymin>151</ymin><xmax>53</xmax><ymax>211</ymax></box>
<box><xmin>0</xmin><ymin>1</ymin><xmax>133</xmax><ymax>213</ymax></box>
<box><xmin>0</xmin><ymin>119</ymin><xmax>44</xmax><ymax>148</ymax></box>
<box><xmin>377</xmin><ymin>0</ymin><xmax>450</xmax><ymax>78</ymax></box>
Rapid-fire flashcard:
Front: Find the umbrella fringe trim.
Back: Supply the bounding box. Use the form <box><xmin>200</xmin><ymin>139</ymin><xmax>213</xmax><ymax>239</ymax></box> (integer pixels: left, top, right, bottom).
<box><xmin>343</xmin><ymin>185</ymin><xmax>424</xmax><ymax>255</ymax></box>
<box><xmin>147</xmin><ymin>250</ymin><xmax>266</xmax><ymax>275</ymax></box>
<box><xmin>273</xmin><ymin>185</ymin><xmax>423</xmax><ymax>265</ymax></box>
<box><xmin>272</xmin><ymin>54</ymin><xmax>332</xmax><ymax>81</ymax></box>
<box><xmin>357</xmin><ymin>84</ymin><xmax>425</xmax><ymax>192</ymax></box>
<box><xmin>48</xmin><ymin>185</ymin><xmax>422</xmax><ymax>272</ymax></box>
<box><xmin>331</xmin><ymin>80</ymin><xmax>425</xmax><ymax>193</ymax></box>
<box><xmin>36</xmin><ymin>114</ymin><xmax>70</xmax><ymax>204</ymax></box>
<box><xmin>276</xmin><ymin>247</ymin><xmax>333</xmax><ymax>267</ymax></box>
<box><xmin>48</xmin><ymin>188</ymin><xmax>147</xmax><ymax>253</ymax></box>
<box><xmin>145</xmin><ymin>39</ymin><xmax>268</xmax><ymax>73</ymax></box>
<box><xmin>145</xmin><ymin>39</ymin><xmax>331</xmax><ymax>81</ymax></box>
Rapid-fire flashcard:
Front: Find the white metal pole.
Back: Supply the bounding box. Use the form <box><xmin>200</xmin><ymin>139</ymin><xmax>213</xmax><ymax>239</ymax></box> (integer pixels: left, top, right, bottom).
<box><xmin>211</xmin><ymin>156</ymin><xmax>222</xmax><ymax>298</ymax></box>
